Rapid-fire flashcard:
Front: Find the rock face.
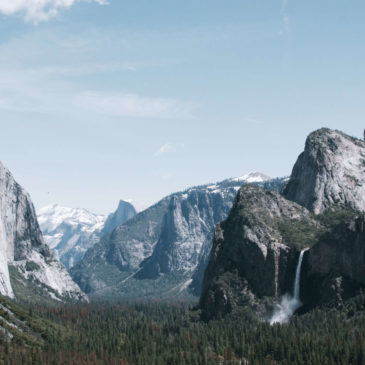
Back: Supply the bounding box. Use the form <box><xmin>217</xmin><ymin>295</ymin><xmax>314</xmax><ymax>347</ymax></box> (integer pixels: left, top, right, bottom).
<box><xmin>284</xmin><ymin>128</ymin><xmax>365</xmax><ymax>214</ymax></box>
<box><xmin>301</xmin><ymin>213</ymin><xmax>365</xmax><ymax>310</ymax></box>
<box><xmin>136</xmin><ymin>188</ymin><xmax>235</xmax><ymax>279</ymax></box>
<box><xmin>286</xmin><ymin>128</ymin><xmax>365</xmax><ymax>309</ymax></box>
<box><xmin>0</xmin><ymin>161</ymin><xmax>87</xmax><ymax>302</ymax></box>
<box><xmin>199</xmin><ymin>185</ymin><xmax>319</xmax><ymax>320</ymax></box>
<box><xmin>71</xmin><ymin>173</ymin><xmax>287</xmax><ymax>299</ymax></box>
<box><xmin>38</xmin><ymin>205</ymin><xmax>106</xmax><ymax>269</ymax></box>
<box><xmin>200</xmin><ymin>128</ymin><xmax>365</xmax><ymax>320</ymax></box>
<box><xmin>101</xmin><ymin>200</ymin><xmax>136</xmax><ymax>235</ymax></box>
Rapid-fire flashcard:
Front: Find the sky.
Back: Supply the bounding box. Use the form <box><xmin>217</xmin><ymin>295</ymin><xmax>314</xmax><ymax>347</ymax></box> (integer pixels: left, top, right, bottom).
<box><xmin>0</xmin><ymin>0</ymin><xmax>365</xmax><ymax>214</ymax></box>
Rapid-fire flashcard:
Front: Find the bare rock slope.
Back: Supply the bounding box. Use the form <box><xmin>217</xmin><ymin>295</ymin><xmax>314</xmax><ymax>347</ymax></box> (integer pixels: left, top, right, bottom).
<box><xmin>284</xmin><ymin>128</ymin><xmax>365</xmax><ymax>214</ymax></box>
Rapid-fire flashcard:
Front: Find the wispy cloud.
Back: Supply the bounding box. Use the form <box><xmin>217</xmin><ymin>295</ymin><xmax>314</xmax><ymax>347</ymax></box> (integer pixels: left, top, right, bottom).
<box><xmin>76</xmin><ymin>92</ymin><xmax>195</xmax><ymax>120</ymax></box>
<box><xmin>154</xmin><ymin>142</ymin><xmax>185</xmax><ymax>157</ymax></box>
<box><xmin>0</xmin><ymin>0</ymin><xmax>108</xmax><ymax>23</ymax></box>
<box><xmin>0</xmin><ymin>67</ymin><xmax>194</xmax><ymax>120</ymax></box>
<box><xmin>29</xmin><ymin>63</ymin><xmax>137</xmax><ymax>78</ymax></box>
<box><xmin>281</xmin><ymin>0</ymin><xmax>291</xmax><ymax>40</ymax></box>
<box><xmin>154</xmin><ymin>143</ymin><xmax>174</xmax><ymax>157</ymax></box>
<box><xmin>0</xmin><ymin>22</ymin><xmax>197</xmax><ymax>121</ymax></box>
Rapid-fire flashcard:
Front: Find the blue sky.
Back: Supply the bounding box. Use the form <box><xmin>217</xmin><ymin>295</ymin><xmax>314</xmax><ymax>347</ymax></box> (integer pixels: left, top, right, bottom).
<box><xmin>0</xmin><ymin>0</ymin><xmax>365</xmax><ymax>214</ymax></box>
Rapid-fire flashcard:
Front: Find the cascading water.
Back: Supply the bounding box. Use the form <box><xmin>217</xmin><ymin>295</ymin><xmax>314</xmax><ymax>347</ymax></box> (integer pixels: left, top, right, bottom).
<box><xmin>293</xmin><ymin>249</ymin><xmax>307</xmax><ymax>301</ymax></box>
<box><xmin>270</xmin><ymin>248</ymin><xmax>309</xmax><ymax>324</ymax></box>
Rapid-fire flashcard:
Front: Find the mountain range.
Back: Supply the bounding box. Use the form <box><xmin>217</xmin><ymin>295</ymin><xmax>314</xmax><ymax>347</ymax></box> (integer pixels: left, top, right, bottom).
<box><xmin>70</xmin><ymin>173</ymin><xmax>287</xmax><ymax>299</ymax></box>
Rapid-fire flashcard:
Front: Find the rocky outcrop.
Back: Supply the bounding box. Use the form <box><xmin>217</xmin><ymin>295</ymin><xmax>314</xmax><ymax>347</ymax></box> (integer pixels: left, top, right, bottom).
<box><xmin>284</xmin><ymin>128</ymin><xmax>365</xmax><ymax>214</ymax></box>
<box><xmin>38</xmin><ymin>204</ymin><xmax>106</xmax><ymax>269</ymax></box>
<box><xmin>0</xmin><ymin>161</ymin><xmax>87</xmax><ymax>302</ymax></box>
<box><xmin>72</xmin><ymin>174</ymin><xmax>287</xmax><ymax>299</ymax></box>
<box><xmin>101</xmin><ymin>200</ymin><xmax>136</xmax><ymax>235</ymax></box>
<box><xmin>199</xmin><ymin>185</ymin><xmax>320</xmax><ymax>320</ymax></box>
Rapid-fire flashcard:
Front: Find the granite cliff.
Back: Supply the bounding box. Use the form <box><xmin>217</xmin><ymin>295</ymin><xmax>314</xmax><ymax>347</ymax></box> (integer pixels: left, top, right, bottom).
<box><xmin>283</xmin><ymin>128</ymin><xmax>365</xmax><ymax>213</ymax></box>
<box><xmin>0</xmin><ymin>161</ymin><xmax>87</xmax><ymax>303</ymax></box>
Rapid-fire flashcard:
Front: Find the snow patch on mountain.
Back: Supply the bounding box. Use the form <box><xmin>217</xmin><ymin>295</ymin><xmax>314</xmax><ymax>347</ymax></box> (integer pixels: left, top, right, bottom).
<box><xmin>230</xmin><ymin>172</ymin><xmax>271</xmax><ymax>183</ymax></box>
<box><xmin>38</xmin><ymin>205</ymin><xmax>105</xmax><ymax>241</ymax></box>
<box><xmin>37</xmin><ymin>204</ymin><xmax>106</xmax><ymax>269</ymax></box>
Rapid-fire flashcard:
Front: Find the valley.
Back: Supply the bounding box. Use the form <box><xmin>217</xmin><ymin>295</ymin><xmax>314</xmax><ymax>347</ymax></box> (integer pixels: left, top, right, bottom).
<box><xmin>1</xmin><ymin>128</ymin><xmax>365</xmax><ymax>364</ymax></box>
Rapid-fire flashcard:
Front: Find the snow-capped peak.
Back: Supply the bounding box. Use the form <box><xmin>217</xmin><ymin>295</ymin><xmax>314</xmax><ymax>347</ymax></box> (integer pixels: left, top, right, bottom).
<box><xmin>37</xmin><ymin>204</ymin><xmax>106</xmax><ymax>234</ymax></box>
<box><xmin>37</xmin><ymin>204</ymin><xmax>107</xmax><ymax>269</ymax></box>
<box><xmin>230</xmin><ymin>172</ymin><xmax>271</xmax><ymax>183</ymax></box>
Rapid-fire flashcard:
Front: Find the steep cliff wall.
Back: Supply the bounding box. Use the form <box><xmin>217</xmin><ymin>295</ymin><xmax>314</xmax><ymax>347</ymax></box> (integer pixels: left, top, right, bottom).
<box><xmin>0</xmin><ymin>161</ymin><xmax>87</xmax><ymax>302</ymax></box>
<box><xmin>284</xmin><ymin>129</ymin><xmax>365</xmax><ymax>214</ymax></box>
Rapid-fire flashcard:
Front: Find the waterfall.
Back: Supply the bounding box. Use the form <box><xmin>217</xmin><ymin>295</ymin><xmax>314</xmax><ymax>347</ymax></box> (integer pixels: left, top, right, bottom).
<box><xmin>293</xmin><ymin>248</ymin><xmax>307</xmax><ymax>300</ymax></box>
<box><xmin>270</xmin><ymin>248</ymin><xmax>308</xmax><ymax>324</ymax></box>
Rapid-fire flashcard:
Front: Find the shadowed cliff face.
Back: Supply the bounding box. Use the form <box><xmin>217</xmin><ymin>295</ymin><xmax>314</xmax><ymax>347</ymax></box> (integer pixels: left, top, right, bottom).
<box><xmin>301</xmin><ymin>215</ymin><xmax>365</xmax><ymax>311</ymax></box>
<box><xmin>284</xmin><ymin>128</ymin><xmax>365</xmax><ymax>214</ymax></box>
<box><xmin>199</xmin><ymin>185</ymin><xmax>320</xmax><ymax>320</ymax></box>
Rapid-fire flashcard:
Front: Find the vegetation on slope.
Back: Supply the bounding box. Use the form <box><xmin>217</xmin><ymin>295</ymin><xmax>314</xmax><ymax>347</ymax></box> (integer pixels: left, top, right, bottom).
<box><xmin>0</xmin><ymin>295</ymin><xmax>67</xmax><ymax>351</ymax></box>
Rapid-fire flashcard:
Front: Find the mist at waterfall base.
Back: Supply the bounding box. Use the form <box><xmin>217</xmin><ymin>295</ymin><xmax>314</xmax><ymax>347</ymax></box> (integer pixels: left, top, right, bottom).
<box><xmin>270</xmin><ymin>249</ymin><xmax>308</xmax><ymax>325</ymax></box>
<box><xmin>269</xmin><ymin>294</ymin><xmax>302</xmax><ymax>324</ymax></box>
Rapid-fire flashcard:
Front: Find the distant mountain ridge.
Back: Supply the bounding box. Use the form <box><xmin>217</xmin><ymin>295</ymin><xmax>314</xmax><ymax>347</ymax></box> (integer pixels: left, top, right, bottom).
<box><xmin>71</xmin><ymin>172</ymin><xmax>288</xmax><ymax>299</ymax></box>
<box><xmin>37</xmin><ymin>205</ymin><xmax>106</xmax><ymax>269</ymax></box>
<box><xmin>38</xmin><ymin>200</ymin><xmax>137</xmax><ymax>269</ymax></box>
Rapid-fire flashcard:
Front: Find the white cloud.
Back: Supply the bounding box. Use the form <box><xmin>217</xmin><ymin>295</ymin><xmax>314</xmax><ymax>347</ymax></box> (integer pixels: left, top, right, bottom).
<box><xmin>0</xmin><ymin>0</ymin><xmax>108</xmax><ymax>23</ymax></box>
<box><xmin>76</xmin><ymin>91</ymin><xmax>195</xmax><ymax>120</ymax></box>
<box><xmin>154</xmin><ymin>142</ymin><xmax>185</xmax><ymax>157</ymax></box>
<box><xmin>154</xmin><ymin>143</ymin><xmax>174</xmax><ymax>157</ymax></box>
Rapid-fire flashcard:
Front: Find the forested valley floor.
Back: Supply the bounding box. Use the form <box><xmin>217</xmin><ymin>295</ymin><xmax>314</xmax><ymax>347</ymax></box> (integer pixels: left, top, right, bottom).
<box><xmin>1</xmin><ymin>293</ymin><xmax>365</xmax><ymax>365</ymax></box>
